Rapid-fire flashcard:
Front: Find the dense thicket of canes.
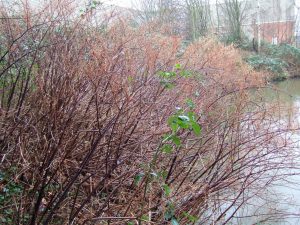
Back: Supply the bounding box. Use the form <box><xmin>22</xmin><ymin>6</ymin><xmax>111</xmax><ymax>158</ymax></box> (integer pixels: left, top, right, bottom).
<box><xmin>0</xmin><ymin>1</ymin><xmax>297</xmax><ymax>224</ymax></box>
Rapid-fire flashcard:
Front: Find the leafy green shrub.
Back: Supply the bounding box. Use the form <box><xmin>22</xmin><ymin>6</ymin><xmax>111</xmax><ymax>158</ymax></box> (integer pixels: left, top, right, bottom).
<box><xmin>248</xmin><ymin>42</ymin><xmax>300</xmax><ymax>78</ymax></box>
<box><xmin>267</xmin><ymin>44</ymin><xmax>300</xmax><ymax>77</ymax></box>
<box><xmin>262</xmin><ymin>42</ymin><xmax>300</xmax><ymax>59</ymax></box>
<box><xmin>245</xmin><ymin>55</ymin><xmax>288</xmax><ymax>81</ymax></box>
<box><xmin>0</xmin><ymin>170</ymin><xmax>28</xmax><ymax>224</ymax></box>
<box><xmin>239</xmin><ymin>38</ymin><xmax>257</xmax><ymax>51</ymax></box>
<box><xmin>220</xmin><ymin>33</ymin><xmax>245</xmax><ymax>47</ymax></box>
<box><xmin>219</xmin><ymin>33</ymin><xmax>259</xmax><ymax>53</ymax></box>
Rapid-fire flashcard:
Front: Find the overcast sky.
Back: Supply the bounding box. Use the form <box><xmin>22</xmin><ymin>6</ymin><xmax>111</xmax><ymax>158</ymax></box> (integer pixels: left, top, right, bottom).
<box><xmin>108</xmin><ymin>0</ymin><xmax>300</xmax><ymax>8</ymax></box>
<box><xmin>107</xmin><ymin>0</ymin><xmax>133</xmax><ymax>8</ymax></box>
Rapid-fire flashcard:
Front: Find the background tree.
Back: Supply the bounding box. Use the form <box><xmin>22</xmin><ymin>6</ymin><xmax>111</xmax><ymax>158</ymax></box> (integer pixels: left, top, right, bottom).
<box><xmin>220</xmin><ymin>0</ymin><xmax>248</xmax><ymax>44</ymax></box>
<box><xmin>185</xmin><ymin>0</ymin><xmax>211</xmax><ymax>41</ymax></box>
<box><xmin>132</xmin><ymin>0</ymin><xmax>181</xmax><ymax>32</ymax></box>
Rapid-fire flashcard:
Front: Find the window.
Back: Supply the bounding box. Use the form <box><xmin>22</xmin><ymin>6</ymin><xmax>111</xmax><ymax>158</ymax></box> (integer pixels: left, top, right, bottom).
<box><xmin>272</xmin><ymin>36</ymin><xmax>278</xmax><ymax>45</ymax></box>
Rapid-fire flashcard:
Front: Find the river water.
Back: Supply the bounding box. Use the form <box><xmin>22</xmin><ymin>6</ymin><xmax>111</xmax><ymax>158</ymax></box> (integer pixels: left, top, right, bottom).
<box><xmin>234</xmin><ymin>79</ymin><xmax>300</xmax><ymax>225</ymax></box>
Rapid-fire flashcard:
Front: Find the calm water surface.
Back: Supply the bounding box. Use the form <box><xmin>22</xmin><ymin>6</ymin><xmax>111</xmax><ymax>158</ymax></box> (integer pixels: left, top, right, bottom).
<box><xmin>240</xmin><ymin>79</ymin><xmax>300</xmax><ymax>225</ymax></box>
<box><xmin>265</xmin><ymin>79</ymin><xmax>300</xmax><ymax>225</ymax></box>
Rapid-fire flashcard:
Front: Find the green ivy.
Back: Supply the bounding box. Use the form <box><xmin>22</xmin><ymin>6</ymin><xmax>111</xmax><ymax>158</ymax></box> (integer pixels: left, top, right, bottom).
<box><xmin>245</xmin><ymin>55</ymin><xmax>288</xmax><ymax>81</ymax></box>
<box><xmin>0</xmin><ymin>170</ymin><xmax>26</xmax><ymax>224</ymax></box>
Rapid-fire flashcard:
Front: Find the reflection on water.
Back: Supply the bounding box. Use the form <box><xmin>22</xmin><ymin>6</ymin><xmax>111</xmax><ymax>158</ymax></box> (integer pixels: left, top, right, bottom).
<box><xmin>265</xmin><ymin>79</ymin><xmax>300</xmax><ymax>126</ymax></box>
<box><xmin>237</xmin><ymin>79</ymin><xmax>300</xmax><ymax>225</ymax></box>
<box><xmin>267</xmin><ymin>79</ymin><xmax>300</xmax><ymax>225</ymax></box>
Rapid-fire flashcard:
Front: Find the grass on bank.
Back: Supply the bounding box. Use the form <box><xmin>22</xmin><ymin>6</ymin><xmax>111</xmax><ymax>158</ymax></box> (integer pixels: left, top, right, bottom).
<box><xmin>234</xmin><ymin>38</ymin><xmax>300</xmax><ymax>81</ymax></box>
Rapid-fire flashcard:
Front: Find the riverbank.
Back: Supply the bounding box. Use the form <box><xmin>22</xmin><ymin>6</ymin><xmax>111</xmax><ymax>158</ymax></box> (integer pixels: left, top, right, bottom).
<box><xmin>239</xmin><ymin>42</ymin><xmax>300</xmax><ymax>82</ymax></box>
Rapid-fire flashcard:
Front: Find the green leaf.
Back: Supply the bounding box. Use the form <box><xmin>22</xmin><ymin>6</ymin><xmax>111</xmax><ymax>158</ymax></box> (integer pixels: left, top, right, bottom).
<box><xmin>171</xmin><ymin>217</ymin><xmax>180</xmax><ymax>225</ymax></box>
<box><xmin>187</xmin><ymin>111</ymin><xmax>196</xmax><ymax>121</ymax></box>
<box><xmin>180</xmin><ymin>70</ymin><xmax>192</xmax><ymax>77</ymax></box>
<box><xmin>127</xmin><ymin>222</ymin><xmax>134</xmax><ymax>225</ymax></box>
<box><xmin>158</xmin><ymin>71</ymin><xmax>165</xmax><ymax>77</ymax></box>
<box><xmin>158</xmin><ymin>71</ymin><xmax>176</xmax><ymax>78</ymax></box>
<box><xmin>165</xmin><ymin>72</ymin><xmax>171</xmax><ymax>77</ymax></box>
<box><xmin>165</xmin><ymin>82</ymin><xmax>175</xmax><ymax>89</ymax></box>
<box><xmin>160</xmin><ymin>80</ymin><xmax>175</xmax><ymax>89</ymax></box>
<box><xmin>177</xmin><ymin>114</ymin><xmax>192</xmax><ymax>130</ymax></box>
<box><xmin>164</xmin><ymin>210</ymin><xmax>173</xmax><ymax>221</ymax></box>
<box><xmin>186</xmin><ymin>98</ymin><xmax>195</xmax><ymax>109</ymax></box>
<box><xmin>134</xmin><ymin>173</ymin><xmax>144</xmax><ymax>185</ymax></box>
<box><xmin>161</xmin><ymin>144</ymin><xmax>173</xmax><ymax>154</ymax></box>
<box><xmin>177</xmin><ymin>119</ymin><xmax>189</xmax><ymax>129</ymax></box>
<box><xmin>182</xmin><ymin>212</ymin><xmax>198</xmax><ymax>223</ymax></box>
<box><xmin>171</xmin><ymin>135</ymin><xmax>181</xmax><ymax>146</ymax></box>
<box><xmin>162</xmin><ymin>133</ymin><xmax>173</xmax><ymax>142</ymax></box>
<box><xmin>175</xmin><ymin>107</ymin><xmax>183</xmax><ymax>113</ymax></box>
<box><xmin>175</xmin><ymin>63</ymin><xmax>181</xmax><ymax>69</ymax></box>
<box><xmin>141</xmin><ymin>215</ymin><xmax>149</xmax><ymax>222</ymax></box>
<box><xmin>163</xmin><ymin>184</ymin><xmax>171</xmax><ymax>197</ymax></box>
<box><xmin>178</xmin><ymin>115</ymin><xmax>190</xmax><ymax>122</ymax></box>
<box><xmin>168</xmin><ymin>116</ymin><xmax>179</xmax><ymax>132</ymax></box>
<box><xmin>164</xmin><ymin>203</ymin><xmax>175</xmax><ymax>220</ymax></box>
<box><xmin>128</xmin><ymin>76</ymin><xmax>134</xmax><ymax>83</ymax></box>
<box><xmin>169</xmin><ymin>72</ymin><xmax>177</xmax><ymax>77</ymax></box>
<box><xmin>159</xmin><ymin>170</ymin><xmax>168</xmax><ymax>180</ymax></box>
<box><xmin>191</xmin><ymin>121</ymin><xmax>201</xmax><ymax>136</ymax></box>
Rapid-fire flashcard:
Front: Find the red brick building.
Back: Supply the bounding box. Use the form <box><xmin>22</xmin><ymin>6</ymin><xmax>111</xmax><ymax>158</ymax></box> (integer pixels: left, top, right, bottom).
<box><xmin>253</xmin><ymin>20</ymin><xmax>296</xmax><ymax>44</ymax></box>
<box><xmin>212</xmin><ymin>0</ymin><xmax>297</xmax><ymax>45</ymax></box>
